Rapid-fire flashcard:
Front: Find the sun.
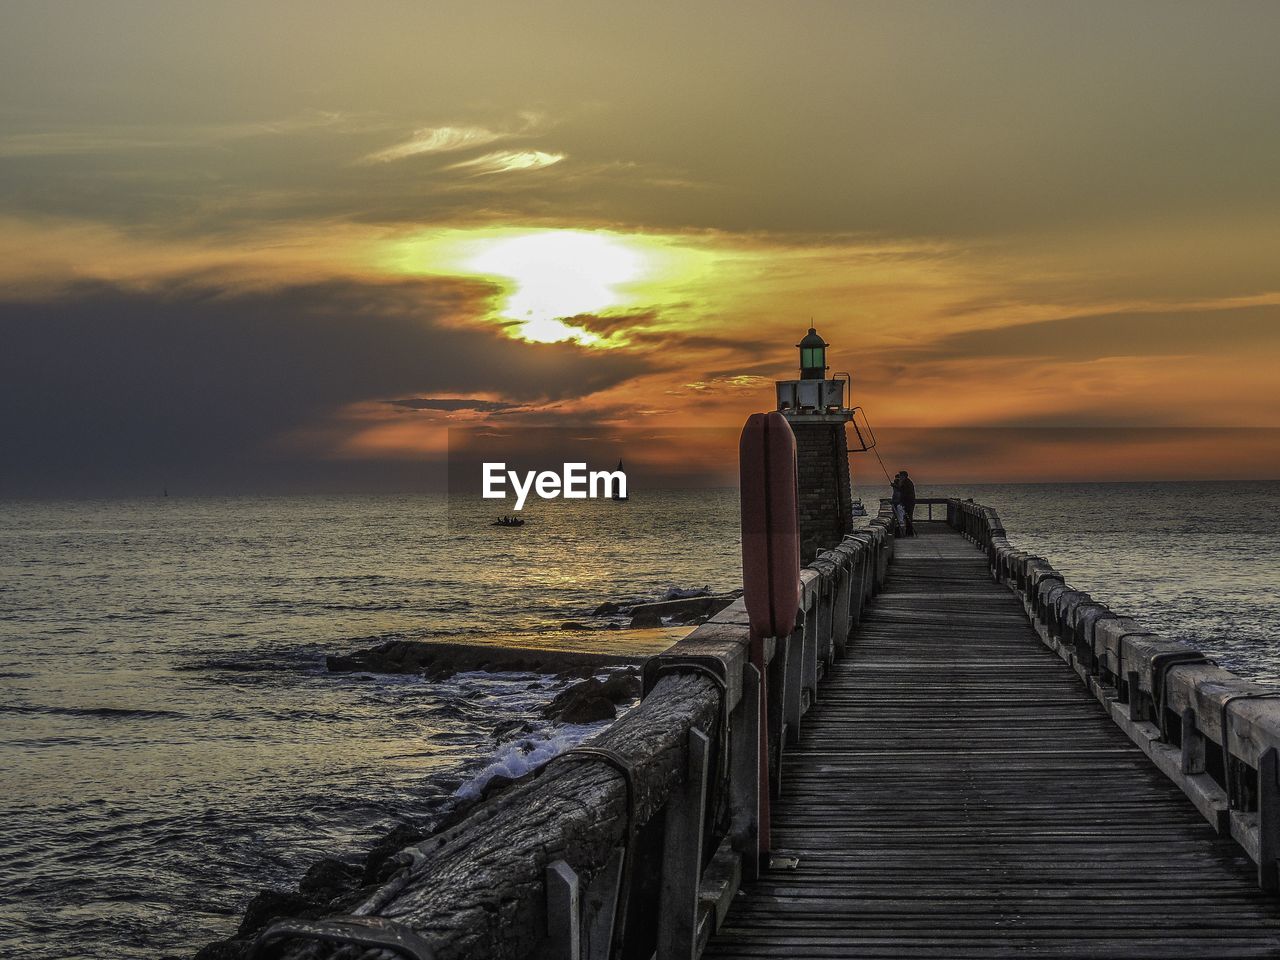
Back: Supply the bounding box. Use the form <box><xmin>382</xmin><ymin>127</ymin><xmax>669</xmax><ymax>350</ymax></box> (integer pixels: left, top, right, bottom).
<box><xmin>382</xmin><ymin>225</ymin><xmax>715</xmax><ymax>346</ymax></box>
<box><xmin>464</xmin><ymin>231</ymin><xmax>647</xmax><ymax>344</ymax></box>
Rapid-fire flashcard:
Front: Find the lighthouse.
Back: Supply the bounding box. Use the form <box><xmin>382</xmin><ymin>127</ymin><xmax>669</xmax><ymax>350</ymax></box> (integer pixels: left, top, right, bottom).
<box><xmin>775</xmin><ymin>327</ymin><xmax>855</xmax><ymax>561</ymax></box>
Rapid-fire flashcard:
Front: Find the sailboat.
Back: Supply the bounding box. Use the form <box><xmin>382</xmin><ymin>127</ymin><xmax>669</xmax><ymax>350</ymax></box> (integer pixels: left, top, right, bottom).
<box><xmin>613</xmin><ymin>459</ymin><xmax>628</xmax><ymax>501</ymax></box>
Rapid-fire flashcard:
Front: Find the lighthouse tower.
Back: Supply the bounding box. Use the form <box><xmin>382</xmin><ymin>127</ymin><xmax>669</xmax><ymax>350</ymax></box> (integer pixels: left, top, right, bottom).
<box><xmin>775</xmin><ymin>327</ymin><xmax>855</xmax><ymax>561</ymax></box>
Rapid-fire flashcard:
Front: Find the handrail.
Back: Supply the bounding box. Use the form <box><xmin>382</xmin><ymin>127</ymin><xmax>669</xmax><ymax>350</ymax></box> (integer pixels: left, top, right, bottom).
<box><xmin>948</xmin><ymin>497</ymin><xmax>1280</xmax><ymax>892</ymax></box>
<box><xmin>273</xmin><ymin>511</ymin><xmax>899</xmax><ymax>960</ymax></box>
<box><xmin>879</xmin><ymin>496</ymin><xmax>951</xmax><ymax>522</ymax></box>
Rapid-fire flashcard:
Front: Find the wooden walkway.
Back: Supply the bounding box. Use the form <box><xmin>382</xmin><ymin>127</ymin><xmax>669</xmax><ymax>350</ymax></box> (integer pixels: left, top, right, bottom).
<box><xmin>704</xmin><ymin>521</ymin><xmax>1280</xmax><ymax>959</ymax></box>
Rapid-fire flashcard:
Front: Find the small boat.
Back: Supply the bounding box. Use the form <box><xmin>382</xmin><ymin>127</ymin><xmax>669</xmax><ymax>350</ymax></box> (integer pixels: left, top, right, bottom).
<box><xmin>613</xmin><ymin>459</ymin><xmax>628</xmax><ymax>501</ymax></box>
<box><xmin>851</xmin><ymin>498</ymin><xmax>868</xmax><ymax>518</ymax></box>
<box><xmin>492</xmin><ymin>516</ymin><xmax>526</xmax><ymax>527</ymax></box>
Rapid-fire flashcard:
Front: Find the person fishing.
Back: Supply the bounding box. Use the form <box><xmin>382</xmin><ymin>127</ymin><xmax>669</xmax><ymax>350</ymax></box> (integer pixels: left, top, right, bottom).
<box><xmin>890</xmin><ymin>474</ymin><xmax>906</xmax><ymax>536</ymax></box>
<box><xmin>898</xmin><ymin>470</ymin><xmax>917</xmax><ymax>537</ymax></box>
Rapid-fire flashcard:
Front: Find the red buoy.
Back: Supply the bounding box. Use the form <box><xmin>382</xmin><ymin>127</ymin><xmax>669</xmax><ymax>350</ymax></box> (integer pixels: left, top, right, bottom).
<box><xmin>740</xmin><ymin>411</ymin><xmax>801</xmax><ymax>638</ymax></box>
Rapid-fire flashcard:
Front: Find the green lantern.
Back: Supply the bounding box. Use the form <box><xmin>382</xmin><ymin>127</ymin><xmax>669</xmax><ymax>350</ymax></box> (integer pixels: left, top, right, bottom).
<box><xmin>797</xmin><ymin>327</ymin><xmax>828</xmax><ymax>380</ymax></box>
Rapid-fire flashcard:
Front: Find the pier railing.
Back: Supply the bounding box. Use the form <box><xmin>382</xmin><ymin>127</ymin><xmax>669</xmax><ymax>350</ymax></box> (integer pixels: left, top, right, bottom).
<box><xmin>952</xmin><ymin>498</ymin><xmax>1280</xmax><ymax>892</ymax></box>
<box><xmin>273</xmin><ymin>510</ymin><xmax>896</xmax><ymax>960</ymax></box>
<box><xmin>911</xmin><ymin>496</ymin><xmax>952</xmax><ymax>522</ymax></box>
<box><xmin>877</xmin><ymin>496</ymin><xmax>954</xmax><ymax>522</ymax></box>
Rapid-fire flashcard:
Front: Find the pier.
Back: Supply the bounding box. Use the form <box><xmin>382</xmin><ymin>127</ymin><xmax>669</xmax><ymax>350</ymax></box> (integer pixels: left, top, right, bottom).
<box><xmin>704</xmin><ymin>512</ymin><xmax>1280</xmax><ymax>959</ymax></box>
<box><xmin>262</xmin><ymin>496</ymin><xmax>1280</xmax><ymax>960</ymax></box>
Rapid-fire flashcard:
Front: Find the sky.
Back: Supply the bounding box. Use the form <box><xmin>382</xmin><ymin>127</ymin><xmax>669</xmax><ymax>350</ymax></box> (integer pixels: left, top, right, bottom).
<box><xmin>2</xmin><ymin>0</ymin><xmax>1278</xmax><ymax>494</ymax></box>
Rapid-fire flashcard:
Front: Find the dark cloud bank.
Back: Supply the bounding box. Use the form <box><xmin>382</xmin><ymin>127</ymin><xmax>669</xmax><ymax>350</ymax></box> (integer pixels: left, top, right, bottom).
<box><xmin>0</xmin><ymin>277</ymin><xmax>648</xmax><ymax>495</ymax></box>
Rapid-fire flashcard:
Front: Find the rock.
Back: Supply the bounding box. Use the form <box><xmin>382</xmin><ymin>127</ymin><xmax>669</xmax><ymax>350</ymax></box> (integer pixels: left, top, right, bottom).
<box><xmin>327</xmin><ymin>881</ymin><xmax>387</xmax><ymax>916</ymax></box>
<box><xmin>543</xmin><ymin>676</ymin><xmax>617</xmax><ymax>723</ymax></box>
<box><xmin>599</xmin><ymin>670</ymin><xmax>642</xmax><ymax>703</ymax></box>
<box><xmin>324</xmin><ymin>640</ymin><xmax>415</xmax><ymax>675</ymax></box>
<box><xmin>559</xmin><ymin>621</ymin><xmax>588</xmax><ymax>630</ymax></box>
<box><xmin>298</xmin><ymin>857</ymin><xmax>361</xmax><ymax>903</ymax></box>
<box><xmin>662</xmin><ymin>585</ymin><xmax>712</xmax><ymax>600</ymax></box>
<box><xmin>542</xmin><ymin>668</ymin><xmax>640</xmax><ymax>724</ymax></box>
<box><xmin>544</xmin><ymin>676</ymin><xmax>602</xmax><ymax>717</ymax></box>
<box><xmin>326</xmin><ymin>640</ymin><xmax>641</xmax><ymax>680</ymax></box>
<box><xmin>430</xmin><ymin>796</ymin><xmax>479</xmax><ymax>836</ymax></box>
<box><xmin>423</xmin><ymin>661</ymin><xmax>454</xmax><ymax>681</ymax></box>
<box><xmin>555</xmin><ymin>664</ymin><xmax>599</xmax><ymax>680</ymax></box>
<box><xmin>234</xmin><ymin>889</ymin><xmax>319</xmax><ymax>939</ymax></box>
<box><xmin>628</xmin><ymin>609</ymin><xmax>663</xmax><ymax>628</ymax></box>
<box><xmin>626</xmin><ymin>593</ymin><xmax>738</xmax><ymax>627</ymax></box>
<box><xmin>592</xmin><ymin>601</ymin><xmax>621</xmax><ymax>616</ymax></box>
<box><xmin>362</xmin><ymin>822</ymin><xmax>430</xmax><ymax>885</ymax></box>
<box><xmin>559</xmin><ymin>695</ymin><xmax>617</xmax><ymax>724</ymax></box>
<box><xmin>492</xmin><ymin>719</ymin><xmax>535</xmax><ymax>741</ymax></box>
<box><xmin>193</xmin><ymin>940</ymin><xmax>247</xmax><ymax>960</ymax></box>
<box><xmin>480</xmin><ymin>773</ymin><xmax>517</xmax><ymax>801</ymax></box>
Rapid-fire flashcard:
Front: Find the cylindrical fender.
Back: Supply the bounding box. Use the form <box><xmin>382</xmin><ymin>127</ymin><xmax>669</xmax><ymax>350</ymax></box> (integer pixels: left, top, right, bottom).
<box><xmin>740</xmin><ymin>411</ymin><xmax>800</xmax><ymax>638</ymax></box>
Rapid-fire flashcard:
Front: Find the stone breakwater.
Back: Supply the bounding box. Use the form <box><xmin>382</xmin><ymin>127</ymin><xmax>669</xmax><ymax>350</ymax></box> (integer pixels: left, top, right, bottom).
<box><xmin>191</xmin><ymin>584</ymin><xmax>723</xmax><ymax>959</ymax></box>
<box><xmin>325</xmin><ymin>639</ymin><xmax>643</xmax><ymax>681</ymax></box>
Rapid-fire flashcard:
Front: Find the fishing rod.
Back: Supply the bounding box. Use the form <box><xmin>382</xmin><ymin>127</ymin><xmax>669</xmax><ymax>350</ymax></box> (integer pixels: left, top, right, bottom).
<box><xmin>848</xmin><ymin>406</ymin><xmax>896</xmax><ymax>485</ymax></box>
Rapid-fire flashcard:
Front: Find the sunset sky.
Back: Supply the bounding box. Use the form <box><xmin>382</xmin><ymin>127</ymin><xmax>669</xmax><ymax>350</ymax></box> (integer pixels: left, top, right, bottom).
<box><xmin>2</xmin><ymin>0</ymin><xmax>1278</xmax><ymax>494</ymax></box>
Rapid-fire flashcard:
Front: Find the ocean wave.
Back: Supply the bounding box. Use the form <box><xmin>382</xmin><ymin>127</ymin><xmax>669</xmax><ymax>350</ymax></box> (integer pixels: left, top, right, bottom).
<box><xmin>251</xmin><ymin>597</ymin><xmax>473</xmax><ymax>614</ymax></box>
<box><xmin>453</xmin><ymin>720</ymin><xmax>608</xmax><ymax>801</ymax></box>
<box><xmin>316</xmin><ymin>602</ymin><xmax>410</xmax><ymax>612</ymax></box>
<box><xmin>0</xmin><ymin>704</ymin><xmax>185</xmax><ymax>720</ymax></box>
<box><xmin>409</xmin><ymin>697</ymin><xmax>500</xmax><ymax>724</ymax></box>
<box><xmin>175</xmin><ymin>647</ymin><xmax>326</xmax><ymax>673</ymax></box>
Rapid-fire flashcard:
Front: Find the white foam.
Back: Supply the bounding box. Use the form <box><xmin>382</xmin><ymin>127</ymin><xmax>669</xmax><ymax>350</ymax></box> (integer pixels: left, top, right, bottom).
<box><xmin>453</xmin><ymin>721</ymin><xmax>606</xmax><ymax>800</ymax></box>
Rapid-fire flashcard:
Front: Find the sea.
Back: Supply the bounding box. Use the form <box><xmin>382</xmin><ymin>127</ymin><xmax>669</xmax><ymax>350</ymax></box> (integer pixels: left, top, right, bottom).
<box><xmin>1</xmin><ymin>481</ymin><xmax>1277</xmax><ymax>958</ymax></box>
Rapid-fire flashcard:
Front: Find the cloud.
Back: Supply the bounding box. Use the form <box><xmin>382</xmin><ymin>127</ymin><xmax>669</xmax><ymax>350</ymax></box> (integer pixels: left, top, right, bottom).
<box><xmin>673</xmin><ymin>375</ymin><xmax>770</xmax><ymax>395</ymax></box>
<box><xmin>360</xmin><ymin>125</ymin><xmax>505</xmax><ymax>163</ymax></box>
<box><xmin>2</xmin><ymin>3</ymin><xmax>1279</xmax><ymax>264</ymax></box>
<box><xmin>447</xmin><ymin>150</ymin><xmax>564</xmax><ymax>175</ymax></box>
<box><xmin>557</xmin><ymin>313</ymin><xmax>779</xmax><ymax>358</ymax></box>
<box><xmin>382</xmin><ymin>397</ymin><xmax>524</xmax><ymax>412</ymax></box>
<box><xmin>0</xmin><ymin>111</ymin><xmax>356</xmax><ymax>158</ymax></box>
<box><xmin>0</xmin><ymin>277</ymin><xmax>651</xmax><ymax>494</ymax></box>
<box><xmin>885</xmin><ymin>302</ymin><xmax>1280</xmax><ymax>365</ymax></box>
<box><xmin>859</xmin><ymin>427</ymin><xmax>1280</xmax><ymax>484</ymax></box>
